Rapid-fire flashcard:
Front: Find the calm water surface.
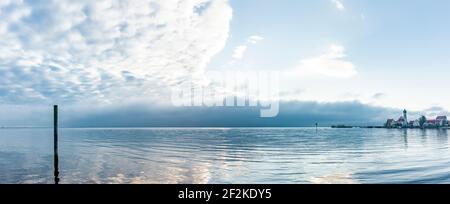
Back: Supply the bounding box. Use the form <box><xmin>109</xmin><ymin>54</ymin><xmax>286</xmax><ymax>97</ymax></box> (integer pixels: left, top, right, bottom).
<box><xmin>0</xmin><ymin>128</ymin><xmax>449</xmax><ymax>184</ymax></box>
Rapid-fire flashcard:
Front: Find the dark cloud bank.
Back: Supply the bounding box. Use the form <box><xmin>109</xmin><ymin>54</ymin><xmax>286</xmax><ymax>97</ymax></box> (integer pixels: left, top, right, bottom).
<box><xmin>0</xmin><ymin>101</ymin><xmax>405</xmax><ymax>128</ymax></box>
<box><xmin>0</xmin><ymin>101</ymin><xmax>418</xmax><ymax>128</ymax></box>
<box><xmin>50</xmin><ymin>101</ymin><xmax>401</xmax><ymax>128</ymax></box>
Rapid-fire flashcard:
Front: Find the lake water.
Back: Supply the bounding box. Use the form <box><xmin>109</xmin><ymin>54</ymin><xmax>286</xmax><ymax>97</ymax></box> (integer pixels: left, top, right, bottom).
<box><xmin>0</xmin><ymin>128</ymin><xmax>449</xmax><ymax>184</ymax></box>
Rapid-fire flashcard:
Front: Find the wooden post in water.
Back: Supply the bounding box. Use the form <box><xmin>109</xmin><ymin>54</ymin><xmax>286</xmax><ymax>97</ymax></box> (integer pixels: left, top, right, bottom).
<box><xmin>54</xmin><ymin>105</ymin><xmax>60</xmax><ymax>184</ymax></box>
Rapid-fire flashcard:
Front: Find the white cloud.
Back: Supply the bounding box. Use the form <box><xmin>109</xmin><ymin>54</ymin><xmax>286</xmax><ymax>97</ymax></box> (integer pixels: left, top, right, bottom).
<box><xmin>248</xmin><ymin>35</ymin><xmax>264</xmax><ymax>44</ymax></box>
<box><xmin>231</xmin><ymin>35</ymin><xmax>264</xmax><ymax>60</ymax></box>
<box><xmin>331</xmin><ymin>0</ymin><xmax>345</xmax><ymax>11</ymax></box>
<box><xmin>232</xmin><ymin>45</ymin><xmax>248</xmax><ymax>59</ymax></box>
<box><xmin>293</xmin><ymin>44</ymin><xmax>357</xmax><ymax>78</ymax></box>
<box><xmin>0</xmin><ymin>0</ymin><xmax>233</xmax><ymax>104</ymax></box>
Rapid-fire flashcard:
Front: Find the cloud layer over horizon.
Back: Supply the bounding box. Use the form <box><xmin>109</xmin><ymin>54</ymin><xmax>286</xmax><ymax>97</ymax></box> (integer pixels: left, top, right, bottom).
<box><xmin>0</xmin><ymin>101</ymin><xmax>430</xmax><ymax>127</ymax></box>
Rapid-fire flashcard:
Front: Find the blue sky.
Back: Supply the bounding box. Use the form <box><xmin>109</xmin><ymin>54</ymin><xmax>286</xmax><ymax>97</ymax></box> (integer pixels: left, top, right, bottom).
<box><xmin>209</xmin><ymin>0</ymin><xmax>450</xmax><ymax>111</ymax></box>
<box><xmin>0</xmin><ymin>0</ymin><xmax>449</xmax><ymax>126</ymax></box>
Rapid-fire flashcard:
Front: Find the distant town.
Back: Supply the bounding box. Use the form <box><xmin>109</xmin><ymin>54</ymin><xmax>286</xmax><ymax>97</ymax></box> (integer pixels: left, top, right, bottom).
<box><xmin>332</xmin><ymin>109</ymin><xmax>449</xmax><ymax>129</ymax></box>
<box><xmin>384</xmin><ymin>109</ymin><xmax>449</xmax><ymax>129</ymax></box>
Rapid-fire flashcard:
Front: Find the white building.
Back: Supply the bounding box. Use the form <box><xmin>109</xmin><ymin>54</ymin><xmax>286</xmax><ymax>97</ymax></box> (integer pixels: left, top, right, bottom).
<box><xmin>402</xmin><ymin>109</ymin><xmax>408</xmax><ymax>128</ymax></box>
<box><xmin>412</xmin><ymin>120</ymin><xmax>421</xmax><ymax>128</ymax></box>
<box><xmin>424</xmin><ymin>120</ymin><xmax>437</xmax><ymax>128</ymax></box>
<box><xmin>436</xmin><ymin>116</ymin><xmax>448</xmax><ymax>127</ymax></box>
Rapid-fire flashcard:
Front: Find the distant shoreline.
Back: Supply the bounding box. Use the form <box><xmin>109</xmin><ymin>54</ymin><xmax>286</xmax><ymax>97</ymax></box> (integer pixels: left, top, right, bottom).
<box><xmin>332</xmin><ymin>125</ymin><xmax>450</xmax><ymax>130</ymax></box>
<box><xmin>2</xmin><ymin>126</ymin><xmax>449</xmax><ymax>130</ymax></box>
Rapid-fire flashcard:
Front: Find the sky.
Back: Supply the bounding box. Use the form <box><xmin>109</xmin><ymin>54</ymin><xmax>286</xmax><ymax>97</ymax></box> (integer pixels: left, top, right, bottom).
<box><xmin>212</xmin><ymin>0</ymin><xmax>450</xmax><ymax>110</ymax></box>
<box><xmin>0</xmin><ymin>0</ymin><xmax>449</xmax><ymax>127</ymax></box>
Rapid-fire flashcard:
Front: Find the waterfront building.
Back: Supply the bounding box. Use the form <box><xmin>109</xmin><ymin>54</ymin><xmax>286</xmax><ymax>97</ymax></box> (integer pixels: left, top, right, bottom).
<box><xmin>412</xmin><ymin>120</ymin><xmax>421</xmax><ymax>128</ymax></box>
<box><xmin>396</xmin><ymin>116</ymin><xmax>406</xmax><ymax>127</ymax></box>
<box><xmin>436</xmin><ymin>116</ymin><xmax>448</xmax><ymax>127</ymax></box>
<box><xmin>424</xmin><ymin>120</ymin><xmax>437</xmax><ymax>128</ymax></box>
<box><xmin>385</xmin><ymin>119</ymin><xmax>395</xmax><ymax>128</ymax></box>
<box><xmin>409</xmin><ymin>120</ymin><xmax>421</xmax><ymax>128</ymax></box>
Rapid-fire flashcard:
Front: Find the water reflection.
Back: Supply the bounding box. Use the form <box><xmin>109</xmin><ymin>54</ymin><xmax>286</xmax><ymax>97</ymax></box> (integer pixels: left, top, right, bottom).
<box><xmin>437</xmin><ymin>129</ymin><xmax>448</xmax><ymax>138</ymax></box>
<box><xmin>1</xmin><ymin>128</ymin><xmax>449</xmax><ymax>184</ymax></box>
<box><xmin>403</xmin><ymin>129</ymin><xmax>408</xmax><ymax>149</ymax></box>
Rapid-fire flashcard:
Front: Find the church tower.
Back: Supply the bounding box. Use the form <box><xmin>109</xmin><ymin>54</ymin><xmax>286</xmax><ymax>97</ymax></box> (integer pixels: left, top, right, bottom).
<box><xmin>403</xmin><ymin>109</ymin><xmax>408</xmax><ymax>128</ymax></box>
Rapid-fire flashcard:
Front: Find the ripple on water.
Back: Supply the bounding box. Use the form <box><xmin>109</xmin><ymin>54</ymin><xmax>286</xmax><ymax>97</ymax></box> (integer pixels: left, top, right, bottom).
<box><xmin>0</xmin><ymin>128</ymin><xmax>449</xmax><ymax>183</ymax></box>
